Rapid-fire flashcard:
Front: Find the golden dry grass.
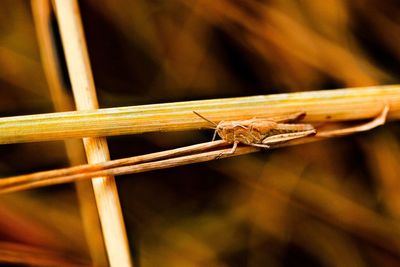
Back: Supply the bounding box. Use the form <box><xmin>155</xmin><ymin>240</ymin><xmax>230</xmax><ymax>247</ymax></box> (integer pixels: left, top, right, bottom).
<box><xmin>1</xmin><ymin>0</ymin><xmax>400</xmax><ymax>266</ymax></box>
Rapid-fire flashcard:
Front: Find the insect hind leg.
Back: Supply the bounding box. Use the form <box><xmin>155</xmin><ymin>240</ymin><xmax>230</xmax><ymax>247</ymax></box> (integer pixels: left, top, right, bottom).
<box><xmin>262</xmin><ymin>129</ymin><xmax>316</xmax><ymax>146</ymax></box>
<box><xmin>250</xmin><ymin>143</ymin><xmax>270</xmax><ymax>149</ymax></box>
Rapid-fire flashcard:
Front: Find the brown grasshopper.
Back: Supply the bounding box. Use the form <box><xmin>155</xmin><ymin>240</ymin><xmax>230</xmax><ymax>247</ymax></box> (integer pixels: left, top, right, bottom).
<box><xmin>194</xmin><ymin>104</ymin><xmax>389</xmax><ymax>157</ymax></box>
<box><xmin>193</xmin><ymin>111</ymin><xmax>316</xmax><ymax>156</ymax></box>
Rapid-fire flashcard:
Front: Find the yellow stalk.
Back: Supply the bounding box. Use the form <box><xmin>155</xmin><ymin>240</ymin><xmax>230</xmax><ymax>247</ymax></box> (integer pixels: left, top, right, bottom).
<box><xmin>31</xmin><ymin>0</ymin><xmax>108</xmax><ymax>265</ymax></box>
<box><xmin>0</xmin><ymin>85</ymin><xmax>399</xmax><ymax>144</ymax></box>
<box><xmin>53</xmin><ymin>0</ymin><xmax>132</xmax><ymax>266</ymax></box>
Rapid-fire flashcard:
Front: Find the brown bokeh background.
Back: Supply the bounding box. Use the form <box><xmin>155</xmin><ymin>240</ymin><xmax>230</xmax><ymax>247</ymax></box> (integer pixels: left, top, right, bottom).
<box><xmin>1</xmin><ymin>1</ymin><xmax>400</xmax><ymax>266</ymax></box>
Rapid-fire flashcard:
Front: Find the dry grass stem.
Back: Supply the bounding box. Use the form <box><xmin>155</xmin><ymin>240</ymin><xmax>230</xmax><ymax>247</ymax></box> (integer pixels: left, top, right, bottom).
<box><xmin>0</xmin><ymin>141</ymin><xmax>247</xmax><ymax>193</ymax></box>
<box><xmin>31</xmin><ymin>0</ymin><xmax>109</xmax><ymax>265</ymax></box>
<box><xmin>53</xmin><ymin>0</ymin><xmax>132</xmax><ymax>266</ymax></box>
<box><xmin>0</xmin><ymin>85</ymin><xmax>399</xmax><ymax>144</ymax></box>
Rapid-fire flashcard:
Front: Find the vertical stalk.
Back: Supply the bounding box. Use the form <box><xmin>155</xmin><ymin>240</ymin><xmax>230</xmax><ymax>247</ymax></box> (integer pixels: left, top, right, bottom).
<box><xmin>52</xmin><ymin>1</ymin><xmax>133</xmax><ymax>266</ymax></box>
<box><xmin>31</xmin><ymin>0</ymin><xmax>108</xmax><ymax>265</ymax></box>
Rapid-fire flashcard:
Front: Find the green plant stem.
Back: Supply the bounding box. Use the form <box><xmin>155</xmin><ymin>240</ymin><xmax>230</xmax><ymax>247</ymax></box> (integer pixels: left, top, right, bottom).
<box><xmin>1</xmin><ymin>85</ymin><xmax>400</xmax><ymax>144</ymax></box>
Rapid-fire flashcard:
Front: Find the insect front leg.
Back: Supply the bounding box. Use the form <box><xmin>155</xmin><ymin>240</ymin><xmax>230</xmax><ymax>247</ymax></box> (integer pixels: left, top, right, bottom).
<box><xmin>216</xmin><ymin>123</ymin><xmax>249</xmax><ymax>158</ymax></box>
<box><xmin>216</xmin><ymin>141</ymin><xmax>239</xmax><ymax>159</ymax></box>
<box><xmin>228</xmin><ymin>141</ymin><xmax>239</xmax><ymax>154</ymax></box>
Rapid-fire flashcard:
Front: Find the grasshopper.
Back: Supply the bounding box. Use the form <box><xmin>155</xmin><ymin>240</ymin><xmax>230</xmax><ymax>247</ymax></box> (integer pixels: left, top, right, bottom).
<box><xmin>193</xmin><ymin>111</ymin><xmax>316</xmax><ymax>156</ymax></box>
<box><xmin>194</xmin><ymin>104</ymin><xmax>389</xmax><ymax>157</ymax></box>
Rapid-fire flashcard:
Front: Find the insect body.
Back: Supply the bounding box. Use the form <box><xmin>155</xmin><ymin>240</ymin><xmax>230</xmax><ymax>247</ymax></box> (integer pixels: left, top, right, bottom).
<box><xmin>194</xmin><ymin>111</ymin><xmax>316</xmax><ymax>156</ymax></box>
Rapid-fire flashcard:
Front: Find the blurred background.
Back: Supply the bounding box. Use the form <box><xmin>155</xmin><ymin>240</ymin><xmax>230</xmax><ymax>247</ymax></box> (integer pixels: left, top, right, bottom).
<box><xmin>1</xmin><ymin>0</ymin><xmax>400</xmax><ymax>266</ymax></box>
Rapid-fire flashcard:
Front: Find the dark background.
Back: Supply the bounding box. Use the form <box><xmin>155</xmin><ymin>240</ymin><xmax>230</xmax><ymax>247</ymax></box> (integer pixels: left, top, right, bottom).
<box><xmin>0</xmin><ymin>1</ymin><xmax>400</xmax><ymax>266</ymax></box>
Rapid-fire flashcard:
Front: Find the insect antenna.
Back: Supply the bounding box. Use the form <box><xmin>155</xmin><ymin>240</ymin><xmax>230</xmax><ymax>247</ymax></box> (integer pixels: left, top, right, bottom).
<box><xmin>193</xmin><ymin>111</ymin><xmax>219</xmax><ymax>141</ymax></box>
<box><xmin>193</xmin><ymin>111</ymin><xmax>218</xmax><ymax>128</ymax></box>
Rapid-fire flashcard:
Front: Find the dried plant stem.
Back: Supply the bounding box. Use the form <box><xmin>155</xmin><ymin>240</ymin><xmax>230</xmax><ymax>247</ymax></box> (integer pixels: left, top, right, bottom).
<box><xmin>0</xmin><ymin>85</ymin><xmax>399</xmax><ymax>144</ymax></box>
<box><xmin>31</xmin><ymin>1</ymin><xmax>108</xmax><ymax>265</ymax></box>
<box><xmin>53</xmin><ymin>1</ymin><xmax>132</xmax><ymax>266</ymax></box>
<box><xmin>2</xmin><ymin>141</ymin><xmax>226</xmax><ymax>185</ymax></box>
<box><xmin>0</xmin><ymin>141</ymin><xmax>245</xmax><ymax>193</ymax></box>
